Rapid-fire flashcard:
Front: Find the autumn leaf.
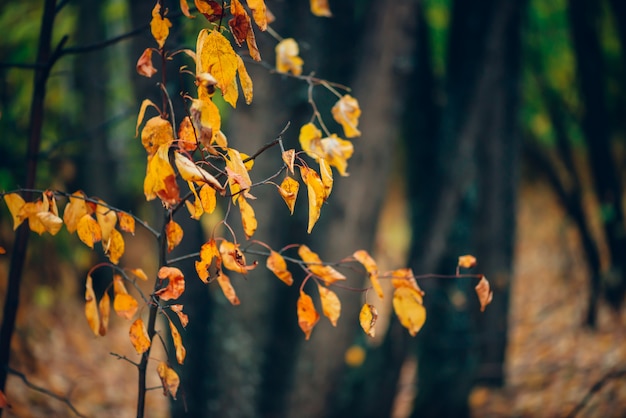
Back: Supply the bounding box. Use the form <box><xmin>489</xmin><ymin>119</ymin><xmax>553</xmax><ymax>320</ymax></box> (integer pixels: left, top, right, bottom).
<box><xmin>298</xmin><ymin>245</ymin><xmax>346</xmax><ymax>284</ymax></box>
<box><xmin>168</xmin><ymin>319</ymin><xmax>186</xmax><ymax>364</ymax></box>
<box><xmin>219</xmin><ymin>240</ymin><xmax>257</xmax><ymax>274</ymax></box>
<box><xmin>299</xmin><ymin>166</ymin><xmax>325</xmax><ymax>233</ymax></box>
<box><xmin>282</xmin><ymin>149</ymin><xmax>296</xmax><ymax>174</ymax></box>
<box><xmin>237</xmin><ymin>55</ymin><xmax>253</xmax><ymax>105</ymax></box>
<box><xmin>332</xmin><ymin>95</ymin><xmax>361</xmax><ymax>138</ymax></box>
<box><xmin>105</xmin><ymin>228</ymin><xmax>125</xmax><ymax>265</ymax></box>
<box><xmin>113</xmin><ymin>275</ymin><xmax>139</xmax><ymax>320</ymax></box>
<box><xmin>150</xmin><ymin>3</ymin><xmax>172</xmax><ymax>49</ymax></box>
<box><xmin>319</xmin><ymin>158</ymin><xmax>333</xmax><ymax>199</ymax></box>
<box><xmin>266</xmin><ymin>250</ymin><xmax>293</xmax><ymax>285</ymax></box>
<box><xmin>135</xmin><ymin>99</ymin><xmax>160</xmax><ymax>137</ymax></box>
<box><xmin>276</xmin><ymin>38</ymin><xmax>304</xmax><ymax>75</ymax></box>
<box><xmin>63</xmin><ymin>191</ymin><xmax>89</xmax><ymax>233</ymax></box>
<box><xmin>393</xmin><ymin>287</ymin><xmax>426</xmax><ymax>336</ymax></box>
<box><xmin>278</xmin><ymin>176</ymin><xmax>299</xmax><ymax>215</ymax></box>
<box><xmin>237</xmin><ymin>195</ymin><xmax>257</xmax><ymax>239</ymax></box>
<box><xmin>199</xmin><ymin>184</ymin><xmax>217</xmax><ymax>214</ymax></box>
<box><xmin>458</xmin><ymin>254</ymin><xmax>477</xmax><ymax>269</ymax></box>
<box><xmin>77</xmin><ymin>214</ymin><xmax>102</xmax><ymax>249</ymax></box>
<box><xmin>475</xmin><ymin>275</ymin><xmax>493</xmax><ymax>312</ymax></box>
<box><xmin>96</xmin><ymin>201</ymin><xmax>117</xmax><ymax>242</ymax></box>
<box><xmin>217</xmin><ymin>270</ymin><xmax>240</xmax><ymax>305</ymax></box>
<box><xmin>166</xmin><ymin>220</ymin><xmax>184</xmax><ymax>252</ymax></box>
<box><xmin>84</xmin><ymin>275</ymin><xmax>100</xmax><ymax>336</ymax></box>
<box><xmin>177</xmin><ymin>116</ymin><xmax>197</xmax><ymax>152</ymax></box>
<box><xmin>98</xmin><ymin>292</ymin><xmax>111</xmax><ymax>336</ymax></box>
<box><xmin>310</xmin><ymin>0</ymin><xmax>332</xmax><ymax>17</ymax></box>
<box><xmin>129</xmin><ymin>318</ymin><xmax>151</xmax><ymax>354</ymax></box>
<box><xmin>180</xmin><ymin>0</ymin><xmax>194</xmax><ymax>18</ymax></box>
<box><xmin>195</xmin><ymin>0</ymin><xmax>222</xmax><ymax>21</ymax></box>
<box><xmin>195</xmin><ymin>238</ymin><xmax>220</xmax><ymax>283</ymax></box>
<box><xmin>128</xmin><ymin>268</ymin><xmax>148</xmax><ymax>281</ymax></box>
<box><xmin>174</xmin><ymin>152</ymin><xmax>223</xmax><ymax>191</ymax></box>
<box><xmin>353</xmin><ymin>250</ymin><xmax>383</xmax><ymax>299</ymax></box>
<box><xmin>185</xmin><ymin>182</ymin><xmax>204</xmax><ymax>220</ymax></box>
<box><xmin>297</xmin><ymin>290</ymin><xmax>320</xmax><ymax>340</ymax></box>
<box><xmin>137</xmin><ymin>48</ymin><xmax>157</xmax><ymax>77</ymax></box>
<box><xmin>229</xmin><ymin>0</ymin><xmax>261</xmax><ymax>61</ymax></box>
<box><xmin>3</xmin><ymin>193</ymin><xmax>26</xmax><ymax>230</ymax></box>
<box><xmin>117</xmin><ymin>212</ymin><xmax>136</xmax><ymax>235</ymax></box>
<box><xmin>246</xmin><ymin>0</ymin><xmax>267</xmax><ymax>30</ymax></box>
<box><xmin>170</xmin><ymin>304</ymin><xmax>189</xmax><ymax>327</ymax></box>
<box><xmin>156</xmin><ymin>266</ymin><xmax>185</xmax><ymax>301</ymax></box>
<box><xmin>317</xmin><ymin>284</ymin><xmax>341</xmax><ymax>326</ymax></box>
<box><xmin>299</xmin><ymin>123</ymin><xmax>354</xmax><ymax>176</ymax></box>
<box><xmin>389</xmin><ymin>268</ymin><xmax>424</xmax><ymax>295</ymax></box>
<box><xmin>17</xmin><ymin>193</ymin><xmax>63</xmax><ymax>235</ymax></box>
<box><xmin>226</xmin><ymin>148</ymin><xmax>253</xmax><ymax>201</ymax></box>
<box><xmin>144</xmin><ymin>145</ymin><xmax>180</xmax><ymax>206</ymax></box>
<box><xmin>141</xmin><ymin>116</ymin><xmax>174</xmax><ymax>155</ymax></box>
<box><xmin>157</xmin><ymin>362</ymin><xmax>180</xmax><ymax>399</ymax></box>
<box><xmin>190</xmin><ymin>97</ymin><xmax>221</xmax><ymax>149</ymax></box>
<box><xmin>359</xmin><ymin>303</ymin><xmax>378</xmax><ymax>337</ymax></box>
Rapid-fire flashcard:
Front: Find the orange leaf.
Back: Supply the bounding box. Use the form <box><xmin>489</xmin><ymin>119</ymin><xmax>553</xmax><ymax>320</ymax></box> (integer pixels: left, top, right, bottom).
<box><xmin>282</xmin><ymin>149</ymin><xmax>296</xmax><ymax>174</ymax></box>
<box><xmin>226</xmin><ymin>148</ymin><xmax>253</xmax><ymax>201</ymax></box>
<box><xmin>475</xmin><ymin>275</ymin><xmax>493</xmax><ymax>312</ymax></box>
<box><xmin>150</xmin><ymin>3</ymin><xmax>172</xmax><ymax>48</ymax></box>
<box><xmin>180</xmin><ymin>0</ymin><xmax>194</xmax><ymax>18</ymax></box>
<box><xmin>278</xmin><ymin>176</ymin><xmax>299</xmax><ymax>215</ymax></box>
<box><xmin>141</xmin><ymin>116</ymin><xmax>174</xmax><ymax>155</ymax></box>
<box><xmin>217</xmin><ymin>270</ymin><xmax>240</xmax><ymax>305</ymax></box>
<box><xmin>96</xmin><ymin>201</ymin><xmax>117</xmax><ymax>242</ymax></box>
<box><xmin>219</xmin><ymin>240</ymin><xmax>257</xmax><ymax>274</ymax></box>
<box><xmin>331</xmin><ymin>95</ymin><xmax>361</xmax><ymax>138</ymax></box>
<box><xmin>245</xmin><ymin>0</ymin><xmax>267</xmax><ymax>30</ymax></box>
<box><xmin>353</xmin><ymin>250</ymin><xmax>383</xmax><ymax>299</ymax></box>
<box><xmin>359</xmin><ymin>303</ymin><xmax>378</xmax><ymax>337</ymax></box>
<box><xmin>4</xmin><ymin>193</ymin><xmax>26</xmax><ymax>230</ymax></box>
<box><xmin>195</xmin><ymin>0</ymin><xmax>223</xmax><ymax>21</ymax></box>
<box><xmin>229</xmin><ymin>0</ymin><xmax>261</xmax><ymax>61</ymax></box>
<box><xmin>113</xmin><ymin>276</ymin><xmax>139</xmax><ymax>320</ymax></box>
<box><xmin>105</xmin><ymin>228</ymin><xmax>125</xmax><ymax>264</ymax></box>
<box><xmin>166</xmin><ymin>220</ymin><xmax>184</xmax><ymax>253</ymax></box>
<box><xmin>393</xmin><ymin>287</ymin><xmax>426</xmax><ymax>336</ymax></box>
<box><xmin>275</xmin><ymin>38</ymin><xmax>303</xmax><ymax>75</ymax></box>
<box><xmin>144</xmin><ymin>145</ymin><xmax>180</xmax><ymax>206</ymax></box>
<box><xmin>299</xmin><ymin>166</ymin><xmax>325</xmax><ymax>233</ymax></box>
<box><xmin>156</xmin><ymin>267</ymin><xmax>185</xmax><ymax>301</ymax></box>
<box><xmin>84</xmin><ymin>275</ymin><xmax>100</xmax><ymax>336</ymax></box>
<box><xmin>310</xmin><ymin>0</ymin><xmax>332</xmax><ymax>17</ymax></box>
<box><xmin>170</xmin><ymin>304</ymin><xmax>189</xmax><ymax>327</ymax></box>
<box><xmin>317</xmin><ymin>284</ymin><xmax>341</xmax><ymax>327</ymax></box>
<box><xmin>77</xmin><ymin>214</ymin><xmax>102</xmax><ymax>249</ymax></box>
<box><xmin>458</xmin><ymin>254</ymin><xmax>477</xmax><ymax>269</ymax></box>
<box><xmin>136</xmin><ymin>48</ymin><xmax>157</xmax><ymax>77</ymax></box>
<box><xmin>98</xmin><ymin>292</ymin><xmax>111</xmax><ymax>336</ymax></box>
<box><xmin>117</xmin><ymin>212</ymin><xmax>136</xmax><ymax>235</ymax></box>
<box><xmin>63</xmin><ymin>191</ymin><xmax>89</xmax><ymax>233</ymax></box>
<box><xmin>177</xmin><ymin>116</ymin><xmax>197</xmax><ymax>152</ymax></box>
<box><xmin>195</xmin><ymin>238</ymin><xmax>220</xmax><ymax>283</ymax></box>
<box><xmin>298</xmin><ymin>245</ymin><xmax>346</xmax><ymax>284</ymax></box>
<box><xmin>129</xmin><ymin>318</ymin><xmax>151</xmax><ymax>354</ymax></box>
<box><xmin>238</xmin><ymin>196</ymin><xmax>257</xmax><ymax>239</ymax></box>
<box><xmin>297</xmin><ymin>290</ymin><xmax>319</xmax><ymax>340</ymax></box>
<box><xmin>0</xmin><ymin>247</ymin><xmax>5</xmax><ymax>255</ymax></box>
<box><xmin>266</xmin><ymin>250</ymin><xmax>293</xmax><ymax>285</ymax></box>
<box><xmin>157</xmin><ymin>362</ymin><xmax>180</xmax><ymax>399</ymax></box>
<box><xmin>169</xmin><ymin>319</ymin><xmax>186</xmax><ymax>365</ymax></box>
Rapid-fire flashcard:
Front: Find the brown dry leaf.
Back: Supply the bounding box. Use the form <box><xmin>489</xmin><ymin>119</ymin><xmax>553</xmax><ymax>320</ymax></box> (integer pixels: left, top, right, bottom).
<box><xmin>276</xmin><ymin>38</ymin><xmax>304</xmax><ymax>75</ymax></box>
<box><xmin>219</xmin><ymin>240</ymin><xmax>257</xmax><ymax>274</ymax></box>
<box><xmin>156</xmin><ymin>266</ymin><xmax>186</xmax><ymax>301</ymax></box>
<box><xmin>129</xmin><ymin>318</ymin><xmax>151</xmax><ymax>354</ymax></box>
<box><xmin>298</xmin><ymin>245</ymin><xmax>346</xmax><ymax>284</ymax></box>
<box><xmin>63</xmin><ymin>191</ymin><xmax>89</xmax><ymax>233</ymax></box>
<box><xmin>359</xmin><ymin>303</ymin><xmax>378</xmax><ymax>337</ymax></box>
<box><xmin>168</xmin><ymin>319</ymin><xmax>186</xmax><ymax>365</ymax></box>
<box><xmin>166</xmin><ymin>220</ymin><xmax>184</xmax><ymax>253</ymax></box>
<box><xmin>4</xmin><ymin>193</ymin><xmax>26</xmax><ymax>230</ymax></box>
<box><xmin>310</xmin><ymin>0</ymin><xmax>332</xmax><ymax>16</ymax></box>
<box><xmin>317</xmin><ymin>284</ymin><xmax>341</xmax><ymax>327</ymax></box>
<box><xmin>278</xmin><ymin>176</ymin><xmax>299</xmax><ymax>215</ymax></box>
<box><xmin>331</xmin><ymin>95</ymin><xmax>361</xmax><ymax>138</ymax></box>
<box><xmin>393</xmin><ymin>287</ymin><xmax>426</xmax><ymax>336</ymax></box>
<box><xmin>195</xmin><ymin>238</ymin><xmax>220</xmax><ymax>283</ymax></box>
<box><xmin>475</xmin><ymin>275</ymin><xmax>493</xmax><ymax>312</ymax></box>
<box><xmin>84</xmin><ymin>275</ymin><xmax>100</xmax><ymax>336</ymax></box>
<box><xmin>157</xmin><ymin>362</ymin><xmax>180</xmax><ymax>399</ymax></box>
<box><xmin>98</xmin><ymin>292</ymin><xmax>111</xmax><ymax>336</ymax></box>
<box><xmin>229</xmin><ymin>0</ymin><xmax>261</xmax><ymax>61</ymax></box>
<box><xmin>297</xmin><ymin>290</ymin><xmax>320</xmax><ymax>340</ymax></box>
<box><xmin>170</xmin><ymin>304</ymin><xmax>189</xmax><ymax>328</ymax></box>
<box><xmin>195</xmin><ymin>0</ymin><xmax>222</xmax><ymax>21</ymax></box>
<box><xmin>217</xmin><ymin>270</ymin><xmax>240</xmax><ymax>305</ymax></box>
<box><xmin>238</xmin><ymin>196</ymin><xmax>257</xmax><ymax>239</ymax></box>
<box><xmin>299</xmin><ymin>166</ymin><xmax>325</xmax><ymax>233</ymax></box>
<box><xmin>105</xmin><ymin>228</ymin><xmax>125</xmax><ymax>264</ymax></box>
<box><xmin>246</xmin><ymin>0</ymin><xmax>267</xmax><ymax>30</ymax></box>
<box><xmin>282</xmin><ymin>149</ymin><xmax>296</xmax><ymax>174</ymax></box>
<box><xmin>117</xmin><ymin>212</ymin><xmax>136</xmax><ymax>235</ymax></box>
<box><xmin>458</xmin><ymin>254</ymin><xmax>477</xmax><ymax>269</ymax></box>
<box><xmin>137</xmin><ymin>48</ymin><xmax>157</xmax><ymax>77</ymax></box>
<box><xmin>266</xmin><ymin>250</ymin><xmax>293</xmax><ymax>286</ymax></box>
<box><xmin>77</xmin><ymin>214</ymin><xmax>102</xmax><ymax>249</ymax></box>
<box><xmin>150</xmin><ymin>3</ymin><xmax>172</xmax><ymax>49</ymax></box>
<box><xmin>353</xmin><ymin>250</ymin><xmax>383</xmax><ymax>299</ymax></box>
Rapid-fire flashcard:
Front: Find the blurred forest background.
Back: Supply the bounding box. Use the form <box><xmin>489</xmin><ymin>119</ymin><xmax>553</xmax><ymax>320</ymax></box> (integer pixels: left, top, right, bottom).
<box><xmin>1</xmin><ymin>0</ymin><xmax>626</xmax><ymax>417</ymax></box>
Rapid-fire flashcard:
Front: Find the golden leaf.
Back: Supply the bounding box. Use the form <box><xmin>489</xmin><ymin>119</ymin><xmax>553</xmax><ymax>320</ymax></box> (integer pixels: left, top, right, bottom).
<box><xmin>319</xmin><ymin>158</ymin><xmax>333</xmax><ymax>199</ymax></box>
<box><xmin>359</xmin><ymin>303</ymin><xmax>378</xmax><ymax>337</ymax></box>
<box><xmin>63</xmin><ymin>191</ymin><xmax>89</xmax><ymax>233</ymax></box>
<box><xmin>129</xmin><ymin>318</ymin><xmax>151</xmax><ymax>354</ymax></box>
<box><xmin>169</xmin><ymin>319</ymin><xmax>186</xmax><ymax>365</ymax></box>
<box><xmin>310</xmin><ymin>0</ymin><xmax>332</xmax><ymax>17</ymax></box>
<box><xmin>276</xmin><ymin>38</ymin><xmax>304</xmax><ymax>75</ymax></box>
<box><xmin>237</xmin><ymin>196</ymin><xmax>257</xmax><ymax>239</ymax></box>
<box><xmin>475</xmin><ymin>275</ymin><xmax>493</xmax><ymax>312</ymax></box>
<box><xmin>77</xmin><ymin>214</ymin><xmax>102</xmax><ymax>249</ymax></box>
<box><xmin>136</xmin><ymin>48</ymin><xmax>157</xmax><ymax>78</ymax></box>
<box><xmin>114</xmin><ymin>292</ymin><xmax>139</xmax><ymax>320</ymax></box>
<box><xmin>317</xmin><ymin>284</ymin><xmax>341</xmax><ymax>327</ymax></box>
<box><xmin>353</xmin><ymin>250</ymin><xmax>383</xmax><ymax>299</ymax></box>
<box><xmin>217</xmin><ymin>270</ymin><xmax>240</xmax><ymax>305</ymax></box>
<box><xmin>199</xmin><ymin>184</ymin><xmax>217</xmax><ymax>214</ymax></box>
<box><xmin>389</xmin><ymin>268</ymin><xmax>423</xmax><ymax>295</ymax></box>
<box><xmin>180</xmin><ymin>0</ymin><xmax>194</xmax><ymax>18</ymax></box>
<box><xmin>458</xmin><ymin>254</ymin><xmax>477</xmax><ymax>269</ymax></box>
<box><xmin>117</xmin><ymin>212</ymin><xmax>136</xmax><ymax>235</ymax></box>
<box><xmin>299</xmin><ymin>123</ymin><xmax>353</xmax><ymax>176</ymax></box>
<box><xmin>156</xmin><ymin>266</ymin><xmax>185</xmax><ymax>301</ymax></box>
<box><xmin>278</xmin><ymin>176</ymin><xmax>299</xmax><ymax>215</ymax></box>
<box><xmin>297</xmin><ymin>290</ymin><xmax>320</xmax><ymax>340</ymax></box>
<box><xmin>150</xmin><ymin>3</ymin><xmax>172</xmax><ymax>49</ymax></box>
<box><xmin>237</xmin><ymin>54</ymin><xmax>253</xmax><ymax>104</ymax></box>
<box><xmin>219</xmin><ymin>240</ymin><xmax>257</xmax><ymax>274</ymax></box>
<box><xmin>245</xmin><ymin>0</ymin><xmax>267</xmax><ymax>30</ymax></box>
<box><xmin>174</xmin><ymin>152</ymin><xmax>223</xmax><ymax>191</ymax></box>
<box><xmin>135</xmin><ymin>99</ymin><xmax>160</xmax><ymax>137</ymax></box>
<box><xmin>186</xmin><ymin>182</ymin><xmax>204</xmax><ymax>220</ymax></box>
<box><xmin>166</xmin><ymin>220</ymin><xmax>184</xmax><ymax>253</ymax></box>
<box><xmin>84</xmin><ymin>275</ymin><xmax>100</xmax><ymax>336</ymax></box>
<box><xmin>229</xmin><ymin>0</ymin><xmax>261</xmax><ymax>61</ymax></box>
<box><xmin>299</xmin><ymin>166</ymin><xmax>325</xmax><ymax>233</ymax></box>
<box><xmin>170</xmin><ymin>304</ymin><xmax>189</xmax><ymax>328</ymax></box>
<box><xmin>331</xmin><ymin>95</ymin><xmax>361</xmax><ymax>138</ymax></box>
<box><xmin>157</xmin><ymin>362</ymin><xmax>180</xmax><ymax>399</ymax></box>
<box><xmin>141</xmin><ymin>116</ymin><xmax>174</xmax><ymax>156</ymax></box>
<box><xmin>282</xmin><ymin>149</ymin><xmax>296</xmax><ymax>175</ymax></box>
<box><xmin>128</xmin><ymin>268</ymin><xmax>148</xmax><ymax>281</ymax></box>
<box><xmin>144</xmin><ymin>145</ymin><xmax>180</xmax><ymax>206</ymax></box>
<box><xmin>226</xmin><ymin>148</ymin><xmax>253</xmax><ymax>201</ymax></box>
<box><xmin>177</xmin><ymin>116</ymin><xmax>197</xmax><ymax>153</ymax></box>
<box><xmin>298</xmin><ymin>245</ymin><xmax>346</xmax><ymax>284</ymax></box>
<box><xmin>266</xmin><ymin>250</ymin><xmax>293</xmax><ymax>286</ymax></box>
<box><xmin>98</xmin><ymin>292</ymin><xmax>111</xmax><ymax>336</ymax></box>
<box><xmin>4</xmin><ymin>193</ymin><xmax>26</xmax><ymax>230</ymax></box>
<box><xmin>195</xmin><ymin>238</ymin><xmax>220</xmax><ymax>283</ymax></box>
<box><xmin>105</xmin><ymin>228</ymin><xmax>125</xmax><ymax>265</ymax></box>
<box><xmin>190</xmin><ymin>97</ymin><xmax>220</xmax><ymax>150</ymax></box>
<box><xmin>96</xmin><ymin>201</ymin><xmax>117</xmax><ymax>242</ymax></box>
<box><xmin>393</xmin><ymin>287</ymin><xmax>426</xmax><ymax>336</ymax></box>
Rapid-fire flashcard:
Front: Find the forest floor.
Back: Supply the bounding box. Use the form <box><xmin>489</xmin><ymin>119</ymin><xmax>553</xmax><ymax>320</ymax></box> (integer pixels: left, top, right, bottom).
<box><xmin>2</xmin><ymin>179</ymin><xmax>626</xmax><ymax>417</ymax></box>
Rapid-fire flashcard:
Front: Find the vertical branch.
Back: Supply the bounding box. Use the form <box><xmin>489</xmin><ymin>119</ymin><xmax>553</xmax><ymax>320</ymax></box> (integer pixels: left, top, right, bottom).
<box><xmin>0</xmin><ymin>0</ymin><xmax>57</xmax><ymax>400</ymax></box>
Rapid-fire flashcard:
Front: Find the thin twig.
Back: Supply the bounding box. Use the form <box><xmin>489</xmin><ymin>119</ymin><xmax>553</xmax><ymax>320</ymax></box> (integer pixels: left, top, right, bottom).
<box><xmin>109</xmin><ymin>352</ymin><xmax>140</xmax><ymax>367</ymax></box>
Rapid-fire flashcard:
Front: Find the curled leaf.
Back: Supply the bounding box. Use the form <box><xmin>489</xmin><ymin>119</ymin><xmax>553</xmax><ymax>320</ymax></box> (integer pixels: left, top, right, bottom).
<box><xmin>136</xmin><ymin>48</ymin><xmax>157</xmax><ymax>77</ymax></box>
<box><xmin>299</xmin><ymin>166</ymin><xmax>325</xmax><ymax>233</ymax></box>
<box><xmin>275</xmin><ymin>38</ymin><xmax>303</xmax><ymax>75</ymax></box>
<box><xmin>458</xmin><ymin>254</ymin><xmax>477</xmax><ymax>269</ymax></box>
<box><xmin>359</xmin><ymin>303</ymin><xmax>378</xmax><ymax>337</ymax></box>
<box><xmin>297</xmin><ymin>290</ymin><xmax>319</xmax><ymax>340</ymax></box>
<box><xmin>117</xmin><ymin>212</ymin><xmax>136</xmax><ymax>235</ymax></box>
<box><xmin>278</xmin><ymin>176</ymin><xmax>299</xmax><ymax>215</ymax></box>
<box><xmin>219</xmin><ymin>240</ymin><xmax>257</xmax><ymax>274</ymax></box>
<box><xmin>84</xmin><ymin>275</ymin><xmax>100</xmax><ymax>336</ymax></box>
<box><xmin>156</xmin><ymin>267</ymin><xmax>186</xmax><ymax>301</ymax></box>
<box><xmin>195</xmin><ymin>238</ymin><xmax>220</xmax><ymax>283</ymax></box>
<box><xmin>105</xmin><ymin>228</ymin><xmax>125</xmax><ymax>265</ymax></box>
<box><xmin>282</xmin><ymin>149</ymin><xmax>296</xmax><ymax>175</ymax></box>
<box><xmin>169</xmin><ymin>319</ymin><xmax>186</xmax><ymax>365</ymax></box>
<box><xmin>353</xmin><ymin>250</ymin><xmax>383</xmax><ymax>299</ymax></box>
<box><xmin>170</xmin><ymin>304</ymin><xmax>189</xmax><ymax>327</ymax></box>
<box><xmin>63</xmin><ymin>191</ymin><xmax>89</xmax><ymax>233</ymax></box>
<box><xmin>331</xmin><ymin>95</ymin><xmax>361</xmax><ymax>138</ymax></box>
<box><xmin>475</xmin><ymin>275</ymin><xmax>493</xmax><ymax>312</ymax></box>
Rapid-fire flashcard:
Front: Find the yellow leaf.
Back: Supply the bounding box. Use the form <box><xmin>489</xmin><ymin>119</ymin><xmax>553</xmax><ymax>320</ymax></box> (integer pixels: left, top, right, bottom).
<box><xmin>135</xmin><ymin>98</ymin><xmax>160</xmax><ymax>137</ymax></box>
<box><xmin>168</xmin><ymin>319</ymin><xmax>186</xmax><ymax>365</ymax></box>
<box><xmin>77</xmin><ymin>214</ymin><xmax>102</xmax><ymax>249</ymax></box>
<box><xmin>199</xmin><ymin>184</ymin><xmax>217</xmax><ymax>214</ymax></box>
<box><xmin>266</xmin><ymin>250</ymin><xmax>293</xmax><ymax>285</ymax></box>
<box><xmin>389</xmin><ymin>268</ymin><xmax>424</xmax><ymax>295</ymax></box>
<box><xmin>226</xmin><ymin>148</ymin><xmax>253</xmax><ymax>201</ymax></box>
<box><xmin>299</xmin><ymin>124</ymin><xmax>353</xmax><ymax>176</ymax></box>
<box><xmin>144</xmin><ymin>145</ymin><xmax>180</xmax><ymax>206</ymax></box>
<box><xmin>156</xmin><ymin>266</ymin><xmax>186</xmax><ymax>301</ymax></box>
<box><xmin>319</xmin><ymin>158</ymin><xmax>333</xmax><ymax>199</ymax></box>
<box><xmin>278</xmin><ymin>176</ymin><xmax>299</xmax><ymax>215</ymax></box>
<box><xmin>190</xmin><ymin>97</ymin><xmax>221</xmax><ymax>150</ymax></box>
<box><xmin>298</xmin><ymin>245</ymin><xmax>346</xmax><ymax>284</ymax></box>
<box><xmin>84</xmin><ymin>275</ymin><xmax>100</xmax><ymax>336</ymax></box>
<box><xmin>229</xmin><ymin>0</ymin><xmax>261</xmax><ymax>61</ymax></box>
<box><xmin>475</xmin><ymin>275</ymin><xmax>493</xmax><ymax>312</ymax></box>
<box><xmin>331</xmin><ymin>95</ymin><xmax>361</xmax><ymax>138</ymax></box>
<box><xmin>177</xmin><ymin>116</ymin><xmax>197</xmax><ymax>152</ymax></box>
<box><xmin>238</xmin><ymin>196</ymin><xmax>257</xmax><ymax>239</ymax></box>
<box><xmin>458</xmin><ymin>254</ymin><xmax>477</xmax><ymax>269</ymax></box>
<box><xmin>4</xmin><ymin>193</ymin><xmax>26</xmax><ymax>230</ymax></box>
<box><xmin>117</xmin><ymin>212</ymin><xmax>136</xmax><ymax>235</ymax></box>
<box><xmin>174</xmin><ymin>152</ymin><xmax>223</xmax><ymax>191</ymax></box>
<box><xmin>217</xmin><ymin>270</ymin><xmax>240</xmax><ymax>305</ymax></box>
<box><xmin>150</xmin><ymin>3</ymin><xmax>172</xmax><ymax>48</ymax></box>
<box><xmin>142</xmin><ymin>116</ymin><xmax>174</xmax><ymax>156</ymax></box>
<box><xmin>129</xmin><ymin>318</ymin><xmax>151</xmax><ymax>354</ymax></box>
<box><xmin>170</xmin><ymin>304</ymin><xmax>189</xmax><ymax>328</ymax></box>
<box><xmin>353</xmin><ymin>250</ymin><xmax>383</xmax><ymax>299</ymax></box>
<box><xmin>317</xmin><ymin>284</ymin><xmax>341</xmax><ymax>327</ymax></box>
<box><xmin>359</xmin><ymin>303</ymin><xmax>377</xmax><ymax>337</ymax></box>
<box><xmin>276</xmin><ymin>38</ymin><xmax>303</xmax><ymax>75</ymax></box>
<box><xmin>98</xmin><ymin>292</ymin><xmax>111</xmax><ymax>336</ymax></box>
<box><xmin>245</xmin><ymin>0</ymin><xmax>267</xmax><ymax>30</ymax></box>
<box><xmin>297</xmin><ymin>290</ymin><xmax>319</xmax><ymax>340</ymax></box>
<box><xmin>186</xmin><ymin>182</ymin><xmax>204</xmax><ymax>220</ymax></box>
<box><xmin>114</xmin><ymin>293</ymin><xmax>139</xmax><ymax>320</ymax></box>
<box><xmin>63</xmin><ymin>191</ymin><xmax>89</xmax><ymax>233</ymax></box>
<box><xmin>96</xmin><ymin>201</ymin><xmax>117</xmax><ymax>242</ymax></box>
<box><xmin>166</xmin><ymin>220</ymin><xmax>184</xmax><ymax>252</ymax></box>
<box><xmin>128</xmin><ymin>268</ymin><xmax>148</xmax><ymax>281</ymax></box>
<box><xmin>105</xmin><ymin>228</ymin><xmax>125</xmax><ymax>265</ymax></box>
<box><xmin>219</xmin><ymin>240</ymin><xmax>257</xmax><ymax>274</ymax></box>
<box><xmin>36</xmin><ymin>211</ymin><xmax>63</xmax><ymax>236</ymax></box>
<box><xmin>310</xmin><ymin>0</ymin><xmax>332</xmax><ymax>17</ymax></box>
<box><xmin>299</xmin><ymin>166</ymin><xmax>325</xmax><ymax>233</ymax></box>
<box><xmin>237</xmin><ymin>54</ymin><xmax>253</xmax><ymax>104</ymax></box>
<box><xmin>393</xmin><ymin>287</ymin><xmax>426</xmax><ymax>336</ymax></box>
<box><xmin>195</xmin><ymin>238</ymin><xmax>220</xmax><ymax>283</ymax></box>
<box><xmin>157</xmin><ymin>362</ymin><xmax>180</xmax><ymax>399</ymax></box>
